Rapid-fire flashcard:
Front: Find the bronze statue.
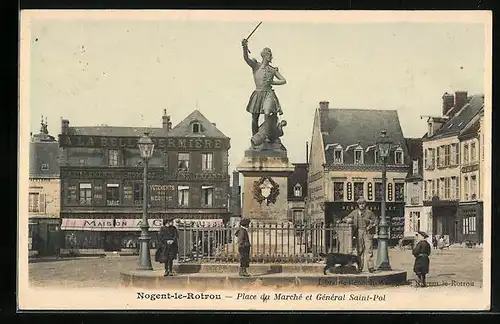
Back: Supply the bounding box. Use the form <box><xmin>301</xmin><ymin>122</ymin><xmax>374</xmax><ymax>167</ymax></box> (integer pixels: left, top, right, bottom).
<box><xmin>242</xmin><ymin>36</ymin><xmax>287</xmax><ymax>148</ymax></box>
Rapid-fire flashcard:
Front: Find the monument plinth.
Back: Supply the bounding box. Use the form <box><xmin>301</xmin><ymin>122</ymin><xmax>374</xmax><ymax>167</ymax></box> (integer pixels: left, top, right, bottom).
<box><xmin>237</xmin><ymin>144</ymin><xmax>294</xmax><ymax>222</ymax></box>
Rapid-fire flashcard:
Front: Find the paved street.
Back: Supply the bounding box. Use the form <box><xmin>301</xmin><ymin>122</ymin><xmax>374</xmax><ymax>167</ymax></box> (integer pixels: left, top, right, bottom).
<box><xmin>28</xmin><ymin>246</ymin><xmax>483</xmax><ymax>289</ymax></box>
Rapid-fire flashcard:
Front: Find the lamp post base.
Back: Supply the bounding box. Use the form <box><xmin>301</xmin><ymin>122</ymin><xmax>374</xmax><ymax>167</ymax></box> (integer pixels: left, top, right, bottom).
<box><xmin>376</xmin><ymin>236</ymin><xmax>392</xmax><ymax>271</ymax></box>
<box><xmin>137</xmin><ymin>226</ymin><xmax>153</xmax><ymax>271</ymax></box>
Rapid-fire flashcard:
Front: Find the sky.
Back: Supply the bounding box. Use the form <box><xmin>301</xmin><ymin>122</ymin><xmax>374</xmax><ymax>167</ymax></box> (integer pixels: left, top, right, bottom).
<box><xmin>23</xmin><ymin>11</ymin><xmax>488</xmax><ymax>175</ymax></box>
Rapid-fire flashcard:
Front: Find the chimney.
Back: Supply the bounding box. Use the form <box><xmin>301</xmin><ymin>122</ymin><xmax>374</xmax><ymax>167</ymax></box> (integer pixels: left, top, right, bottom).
<box><xmin>319</xmin><ymin>101</ymin><xmax>329</xmax><ymax>110</ymax></box>
<box><xmin>162</xmin><ymin>109</ymin><xmax>172</xmax><ymax>131</ymax></box>
<box><xmin>442</xmin><ymin>92</ymin><xmax>454</xmax><ymax>116</ymax></box>
<box><xmin>212</xmin><ymin>123</ymin><xmax>216</xmax><ymax>127</ymax></box>
<box><xmin>61</xmin><ymin>119</ymin><xmax>69</xmax><ymax>135</ymax></box>
<box><xmin>454</xmin><ymin>91</ymin><xmax>468</xmax><ymax>111</ymax></box>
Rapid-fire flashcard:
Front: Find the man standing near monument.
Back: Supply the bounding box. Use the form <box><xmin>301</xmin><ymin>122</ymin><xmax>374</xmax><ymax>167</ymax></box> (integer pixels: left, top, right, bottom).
<box><xmin>235</xmin><ymin>218</ymin><xmax>252</xmax><ymax>277</ymax></box>
<box><xmin>343</xmin><ymin>197</ymin><xmax>378</xmax><ymax>273</ymax></box>
<box><xmin>242</xmin><ymin>39</ymin><xmax>287</xmax><ymax>137</ymax></box>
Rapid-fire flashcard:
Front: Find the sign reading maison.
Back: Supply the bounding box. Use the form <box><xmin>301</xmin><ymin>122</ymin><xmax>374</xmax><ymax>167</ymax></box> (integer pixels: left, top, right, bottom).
<box><xmin>58</xmin><ymin>135</ymin><xmax>229</xmax><ymax>150</ymax></box>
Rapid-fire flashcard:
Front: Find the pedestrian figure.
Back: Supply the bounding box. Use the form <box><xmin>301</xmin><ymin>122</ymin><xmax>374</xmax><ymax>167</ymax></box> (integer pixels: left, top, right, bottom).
<box><xmin>236</xmin><ymin>218</ymin><xmax>252</xmax><ymax>277</ymax></box>
<box><xmin>412</xmin><ymin>231</ymin><xmax>431</xmax><ymax>287</ymax></box>
<box><xmin>438</xmin><ymin>235</ymin><xmax>445</xmax><ymax>250</ymax></box>
<box><xmin>156</xmin><ymin>217</ymin><xmax>179</xmax><ymax>277</ymax></box>
<box><xmin>432</xmin><ymin>236</ymin><xmax>438</xmax><ymax>249</ymax></box>
<box><xmin>342</xmin><ymin>197</ymin><xmax>378</xmax><ymax>273</ymax></box>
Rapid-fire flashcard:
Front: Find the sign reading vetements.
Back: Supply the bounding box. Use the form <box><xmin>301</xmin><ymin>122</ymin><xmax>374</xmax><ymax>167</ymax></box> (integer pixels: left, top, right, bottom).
<box><xmin>58</xmin><ymin>135</ymin><xmax>228</xmax><ymax>150</ymax></box>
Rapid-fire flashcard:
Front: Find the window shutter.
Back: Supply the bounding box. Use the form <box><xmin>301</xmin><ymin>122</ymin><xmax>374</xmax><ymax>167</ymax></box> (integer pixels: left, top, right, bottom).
<box><xmin>40</xmin><ymin>193</ymin><xmax>46</xmax><ymax>213</ymax></box>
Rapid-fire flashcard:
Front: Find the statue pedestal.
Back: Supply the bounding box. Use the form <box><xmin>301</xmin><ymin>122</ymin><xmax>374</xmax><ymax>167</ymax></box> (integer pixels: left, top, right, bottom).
<box><xmin>237</xmin><ymin>145</ymin><xmax>294</xmax><ymax>222</ymax></box>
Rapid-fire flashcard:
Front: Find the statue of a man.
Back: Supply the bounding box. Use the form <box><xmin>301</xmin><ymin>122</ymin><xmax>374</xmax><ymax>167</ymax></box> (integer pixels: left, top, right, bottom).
<box><xmin>342</xmin><ymin>197</ymin><xmax>378</xmax><ymax>273</ymax></box>
<box><xmin>242</xmin><ymin>39</ymin><xmax>287</xmax><ymax>137</ymax></box>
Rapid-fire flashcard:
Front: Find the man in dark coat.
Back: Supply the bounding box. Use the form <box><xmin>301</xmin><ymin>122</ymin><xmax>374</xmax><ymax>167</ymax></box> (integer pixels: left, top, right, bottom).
<box><xmin>157</xmin><ymin>217</ymin><xmax>179</xmax><ymax>276</ymax></box>
<box><xmin>342</xmin><ymin>197</ymin><xmax>378</xmax><ymax>273</ymax></box>
<box><xmin>236</xmin><ymin>218</ymin><xmax>251</xmax><ymax>277</ymax></box>
<box><xmin>412</xmin><ymin>231</ymin><xmax>431</xmax><ymax>287</ymax></box>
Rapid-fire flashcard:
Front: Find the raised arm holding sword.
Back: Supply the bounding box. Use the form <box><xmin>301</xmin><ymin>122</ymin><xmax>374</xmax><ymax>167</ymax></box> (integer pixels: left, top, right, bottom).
<box><xmin>241</xmin><ymin>22</ymin><xmax>287</xmax><ymax>139</ymax></box>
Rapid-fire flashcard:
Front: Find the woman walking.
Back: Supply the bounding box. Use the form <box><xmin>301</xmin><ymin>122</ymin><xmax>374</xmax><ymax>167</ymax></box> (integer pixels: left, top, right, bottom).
<box><xmin>412</xmin><ymin>231</ymin><xmax>431</xmax><ymax>287</ymax></box>
<box><xmin>157</xmin><ymin>217</ymin><xmax>179</xmax><ymax>276</ymax></box>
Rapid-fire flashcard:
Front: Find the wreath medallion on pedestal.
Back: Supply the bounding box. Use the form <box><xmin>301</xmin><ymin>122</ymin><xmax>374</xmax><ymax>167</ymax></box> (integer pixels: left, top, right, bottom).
<box><xmin>252</xmin><ymin>176</ymin><xmax>280</xmax><ymax>206</ymax></box>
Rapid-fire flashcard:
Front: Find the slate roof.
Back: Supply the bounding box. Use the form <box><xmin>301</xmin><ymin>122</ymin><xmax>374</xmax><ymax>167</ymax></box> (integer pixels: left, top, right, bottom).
<box><xmin>405</xmin><ymin>137</ymin><xmax>423</xmax><ymax>180</ymax></box>
<box><xmin>30</xmin><ymin>135</ymin><xmax>60</xmax><ymax>178</ymax></box>
<box><xmin>287</xmin><ymin>163</ymin><xmax>308</xmax><ymax>200</ymax></box>
<box><xmin>64</xmin><ymin>110</ymin><xmax>228</xmax><ymax>139</ymax></box>
<box><xmin>318</xmin><ymin>108</ymin><xmax>409</xmax><ymax>165</ymax></box>
<box><xmin>458</xmin><ymin>107</ymin><xmax>483</xmax><ymax>140</ymax></box>
<box><xmin>67</xmin><ymin>126</ymin><xmax>166</xmax><ymax>137</ymax></box>
<box><xmin>424</xmin><ymin>94</ymin><xmax>484</xmax><ymax>141</ymax></box>
<box><xmin>167</xmin><ymin>110</ymin><xmax>228</xmax><ymax>138</ymax></box>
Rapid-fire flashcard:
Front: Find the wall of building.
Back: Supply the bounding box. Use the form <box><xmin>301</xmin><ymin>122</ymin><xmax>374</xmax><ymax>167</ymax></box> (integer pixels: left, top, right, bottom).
<box><xmin>460</xmin><ymin>137</ymin><xmax>480</xmax><ymax>202</ymax></box>
<box><xmin>325</xmin><ymin>170</ymin><xmax>407</xmax><ymax>203</ymax></box>
<box><xmin>307</xmin><ymin>109</ymin><xmax>327</xmax><ymax>221</ymax></box>
<box><xmin>423</xmin><ymin>136</ymin><xmax>461</xmax><ymax>202</ymax></box>
<box><xmin>29</xmin><ymin>178</ymin><xmax>61</xmax><ymax>218</ymax></box>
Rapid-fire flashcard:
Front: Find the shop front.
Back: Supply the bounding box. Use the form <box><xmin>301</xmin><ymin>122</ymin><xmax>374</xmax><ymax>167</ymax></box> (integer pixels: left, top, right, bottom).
<box><xmin>29</xmin><ymin>218</ymin><xmax>62</xmax><ymax>256</ymax></box>
<box><xmin>457</xmin><ymin>202</ymin><xmax>483</xmax><ymax>244</ymax></box>
<box><xmin>60</xmin><ymin>217</ymin><xmax>225</xmax><ymax>253</ymax></box>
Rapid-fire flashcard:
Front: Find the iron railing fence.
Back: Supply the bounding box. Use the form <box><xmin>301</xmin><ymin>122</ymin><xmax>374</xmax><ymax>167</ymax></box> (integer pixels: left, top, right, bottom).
<box><xmin>176</xmin><ymin>221</ymin><xmax>354</xmax><ymax>263</ymax></box>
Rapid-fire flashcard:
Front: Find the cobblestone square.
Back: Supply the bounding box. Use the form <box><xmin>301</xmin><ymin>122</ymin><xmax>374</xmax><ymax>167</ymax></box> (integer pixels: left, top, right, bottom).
<box><xmin>28</xmin><ymin>246</ymin><xmax>483</xmax><ymax>289</ymax></box>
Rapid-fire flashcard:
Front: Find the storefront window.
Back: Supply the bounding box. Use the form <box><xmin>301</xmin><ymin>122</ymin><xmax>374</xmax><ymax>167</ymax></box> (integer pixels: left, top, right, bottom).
<box><xmin>374</xmin><ymin>183</ymin><xmax>383</xmax><ymax>201</ymax></box>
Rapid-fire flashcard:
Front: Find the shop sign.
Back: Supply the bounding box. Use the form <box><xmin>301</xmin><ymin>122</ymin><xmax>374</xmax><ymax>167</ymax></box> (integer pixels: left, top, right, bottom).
<box><xmin>61</xmin><ymin>218</ymin><xmax>224</xmax><ymax>231</ymax></box>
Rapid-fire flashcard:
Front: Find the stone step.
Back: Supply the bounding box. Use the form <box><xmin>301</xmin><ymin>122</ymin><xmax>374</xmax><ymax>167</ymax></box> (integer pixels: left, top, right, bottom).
<box><xmin>120</xmin><ymin>270</ymin><xmax>408</xmax><ymax>289</ymax></box>
<box><xmin>171</xmin><ymin>263</ymin><xmax>326</xmax><ymax>274</ymax></box>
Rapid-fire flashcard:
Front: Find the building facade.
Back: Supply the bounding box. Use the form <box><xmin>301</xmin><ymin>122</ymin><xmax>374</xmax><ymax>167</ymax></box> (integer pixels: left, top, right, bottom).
<box><xmin>287</xmin><ymin>163</ymin><xmax>308</xmax><ymax>224</ymax></box>
<box><xmin>457</xmin><ymin>108</ymin><xmax>484</xmax><ymax>244</ymax></box>
<box><xmin>403</xmin><ymin>138</ymin><xmax>431</xmax><ymax>237</ymax></box>
<box><xmin>29</xmin><ymin>118</ymin><xmax>61</xmax><ymax>256</ymax></box>
<box><xmin>58</xmin><ymin>109</ymin><xmax>231</xmax><ymax>252</ymax></box>
<box><xmin>308</xmin><ymin>101</ymin><xmax>410</xmax><ymax>246</ymax></box>
<box><xmin>422</xmin><ymin>91</ymin><xmax>484</xmax><ymax>243</ymax></box>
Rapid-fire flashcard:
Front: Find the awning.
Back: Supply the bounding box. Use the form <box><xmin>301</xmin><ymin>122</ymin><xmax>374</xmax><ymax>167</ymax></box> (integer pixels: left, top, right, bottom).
<box><xmin>61</xmin><ymin>218</ymin><xmax>225</xmax><ymax>231</ymax></box>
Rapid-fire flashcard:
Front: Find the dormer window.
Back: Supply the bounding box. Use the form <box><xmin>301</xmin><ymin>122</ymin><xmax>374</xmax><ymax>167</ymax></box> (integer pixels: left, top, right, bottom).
<box><xmin>394</xmin><ymin>148</ymin><xmax>404</xmax><ymax>164</ymax></box>
<box><xmin>354</xmin><ymin>149</ymin><xmax>364</xmax><ymax>164</ymax></box>
<box><xmin>294</xmin><ymin>184</ymin><xmax>302</xmax><ymax>197</ymax></box>
<box><xmin>333</xmin><ymin>148</ymin><xmax>343</xmax><ymax>164</ymax></box>
<box><xmin>41</xmin><ymin>163</ymin><xmax>49</xmax><ymax>171</ymax></box>
<box><xmin>190</xmin><ymin>120</ymin><xmax>203</xmax><ymax>134</ymax></box>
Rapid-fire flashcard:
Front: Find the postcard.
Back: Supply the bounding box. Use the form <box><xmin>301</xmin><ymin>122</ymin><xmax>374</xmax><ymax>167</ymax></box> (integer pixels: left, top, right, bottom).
<box><xmin>18</xmin><ymin>9</ymin><xmax>491</xmax><ymax>311</ymax></box>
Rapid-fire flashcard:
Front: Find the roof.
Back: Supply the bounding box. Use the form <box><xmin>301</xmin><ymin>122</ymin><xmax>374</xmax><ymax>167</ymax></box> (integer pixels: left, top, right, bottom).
<box><xmin>458</xmin><ymin>106</ymin><xmax>483</xmax><ymax>140</ymax></box>
<box><xmin>426</xmin><ymin>94</ymin><xmax>484</xmax><ymax>141</ymax></box>
<box><xmin>318</xmin><ymin>108</ymin><xmax>408</xmax><ymax>164</ymax></box>
<box><xmin>167</xmin><ymin>110</ymin><xmax>228</xmax><ymax>138</ymax></box>
<box><xmin>405</xmin><ymin>137</ymin><xmax>423</xmax><ymax>179</ymax></box>
<box><xmin>29</xmin><ymin>138</ymin><xmax>60</xmax><ymax>178</ymax></box>
<box><xmin>67</xmin><ymin>126</ymin><xmax>166</xmax><ymax>137</ymax></box>
<box><xmin>287</xmin><ymin>163</ymin><xmax>308</xmax><ymax>200</ymax></box>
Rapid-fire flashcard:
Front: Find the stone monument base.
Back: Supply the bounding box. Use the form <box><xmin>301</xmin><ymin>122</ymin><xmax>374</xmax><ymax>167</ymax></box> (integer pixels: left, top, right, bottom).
<box><xmin>237</xmin><ymin>145</ymin><xmax>294</xmax><ymax>222</ymax></box>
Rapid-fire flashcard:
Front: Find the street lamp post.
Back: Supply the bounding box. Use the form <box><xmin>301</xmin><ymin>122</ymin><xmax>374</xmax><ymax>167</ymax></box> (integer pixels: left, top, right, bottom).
<box><xmin>376</xmin><ymin>129</ymin><xmax>392</xmax><ymax>271</ymax></box>
<box><xmin>137</xmin><ymin>132</ymin><xmax>155</xmax><ymax>270</ymax></box>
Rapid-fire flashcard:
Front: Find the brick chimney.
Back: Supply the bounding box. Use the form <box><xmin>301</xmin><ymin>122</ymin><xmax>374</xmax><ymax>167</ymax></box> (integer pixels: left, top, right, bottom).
<box><xmin>442</xmin><ymin>92</ymin><xmax>454</xmax><ymax>116</ymax></box>
<box><xmin>61</xmin><ymin>119</ymin><xmax>69</xmax><ymax>135</ymax></box>
<box><xmin>162</xmin><ymin>109</ymin><xmax>172</xmax><ymax>131</ymax></box>
<box><xmin>319</xmin><ymin>101</ymin><xmax>329</xmax><ymax>110</ymax></box>
<box><xmin>454</xmin><ymin>91</ymin><xmax>468</xmax><ymax>111</ymax></box>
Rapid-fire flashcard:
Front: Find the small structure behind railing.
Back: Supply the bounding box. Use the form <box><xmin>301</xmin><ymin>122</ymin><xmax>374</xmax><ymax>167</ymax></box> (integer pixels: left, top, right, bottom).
<box><xmin>176</xmin><ymin>221</ymin><xmax>354</xmax><ymax>263</ymax></box>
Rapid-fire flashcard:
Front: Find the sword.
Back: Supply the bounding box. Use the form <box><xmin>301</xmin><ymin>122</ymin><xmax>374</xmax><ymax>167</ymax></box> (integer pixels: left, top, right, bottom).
<box><xmin>244</xmin><ymin>21</ymin><xmax>262</xmax><ymax>54</ymax></box>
